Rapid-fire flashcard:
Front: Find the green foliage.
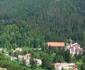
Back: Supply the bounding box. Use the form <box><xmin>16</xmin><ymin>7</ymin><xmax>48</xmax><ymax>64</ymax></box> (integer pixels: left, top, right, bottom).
<box><xmin>0</xmin><ymin>0</ymin><xmax>84</xmax><ymax>48</ymax></box>
<box><xmin>0</xmin><ymin>0</ymin><xmax>85</xmax><ymax>69</ymax></box>
<box><xmin>0</xmin><ymin>53</ymin><xmax>6</xmax><ymax>60</ymax></box>
<box><xmin>30</xmin><ymin>57</ymin><xmax>36</xmax><ymax>69</ymax></box>
<box><xmin>65</xmin><ymin>49</ymin><xmax>71</xmax><ymax>62</ymax></box>
<box><xmin>76</xmin><ymin>59</ymin><xmax>83</xmax><ymax>70</ymax></box>
<box><xmin>42</xmin><ymin>55</ymin><xmax>52</xmax><ymax>70</ymax></box>
<box><xmin>0</xmin><ymin>24</ymin><xmax>21</xmax><ymax>48</ymax></box>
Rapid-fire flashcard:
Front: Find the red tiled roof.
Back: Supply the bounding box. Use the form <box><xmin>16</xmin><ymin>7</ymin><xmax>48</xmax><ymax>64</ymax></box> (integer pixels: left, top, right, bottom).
<box><xmin>47</xmin><ymin>42</ymin><xmax>65</xmax><ymax>47</ymax></box>
<box><xmin>54</xmin><ymin>63</ymin><xmax>76</xmax><ymax>67</ymax></box>
<box><xmin>54</xmin><ymin>63</ymin><xmax>62</xmax><ymax>66</ymax></box>
<box><xmin>69</xmin><ymin>43</ymin><xmax>83</xmax><ymax>52</ymax></box>
<box><xmin>69</xmin><ymin>43</ymin><xmax>80</xmax><ymax>48</ymax></box>
<box><xmin>73</xmin><ymin>68</ymin><xmax>78</xmax><ymax>70</ymax></box>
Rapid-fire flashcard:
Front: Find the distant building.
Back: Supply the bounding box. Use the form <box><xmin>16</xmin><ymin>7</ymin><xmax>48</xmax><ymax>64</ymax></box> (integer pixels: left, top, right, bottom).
<box><xmin>66</xmin><ymin>43</ymin><xmax>83</xmax><ymax>56</ymax></box>
<box><xmin>18</xmin><ymin>53</ymin><xmax>31</xmax><ymax>66</ymax></box>
<box><xmin>33</xmin><ymin>58</ymin><xmax>42</xmax><ymax>66</ymax></box>
<box><xmin>17</xmin><ymin>54</ymin><xmax>42</xmax><ymax>66</ymax></box>
<box><xmin>25</xmin><ymin>59</ymin><xmax>31</xmax><ymax>67</ymax></box>
<box><xmin>0</xmin><ymin>48</ymin><xmax>3</xmax><ymax>53</ymax></box>
<box><xmin>10</xmin><ymin>56</ymin><xmax>17</xmax><ymax>61</ymax></box>
<box><xmin>24</xmin><ymin>53</ymin><xmax>30</xmax><ymax>60</ymax></box>
<box><xmin>47</xmin><ymin>42</ymin><xmax>65</xmax><ymax>47</ymax></box>
<box><xmin>13</xmin><ymin>48</ymin><xmax>23</xmax><ymax>52</ymax></box>
<box><xmin>18</xmin><ymin>55</ymin><xmax>24</xmax><ymax>61</ymax></box>
<box><xmin>15</xmin><ymin>48</ymin><xmax>23</xmax><ymax>51</ymax></box>
<box><xmin>25</xmin><ymin>54</ymin><xmax>31</xmax><ymax>67</ymax></box>
<box><xmin>54</xmin><ymin>63</ymin><xmax>76</xmax><ymax>70</ymax></box>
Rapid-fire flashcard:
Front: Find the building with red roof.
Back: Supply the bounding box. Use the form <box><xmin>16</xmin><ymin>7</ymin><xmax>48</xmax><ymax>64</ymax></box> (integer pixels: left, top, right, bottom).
<box><xmin>47</xmin><ymin>42</ymin><xmax>65</xmax><ymax>47</ymax></box>
<box><xmin>54</xmin><ymin>63</ymin><xmax>76</xmax><ymax>70</ymax></box>
<box><xmin>66</xmin><ymin>43</ymin><xmax>83</xmax><ymax>56</ymax></box>
<box><xmin>73</xmin><ymin>68</ymin><xmax>78</xmax><ymax>70</ymax></box>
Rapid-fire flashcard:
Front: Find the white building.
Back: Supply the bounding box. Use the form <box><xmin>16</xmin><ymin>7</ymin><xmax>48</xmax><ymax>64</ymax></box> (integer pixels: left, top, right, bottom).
<box><xmin>13</xmin><ymin>48</ymin><xmax>23</xmax><ymax>52</ymax></box>
<box><xmin>0</xmin><ymin>48</ymin><xmax>3</xmax><ymax>53</ymax></box>
<box><xmin>54</xmin><ymin>63</ymin><xmax>76</xmax><ymax>70</ymax></box>
<box><xmin>33</xmin><ymin>58</ymin><xmax>42</xmax><ymax>66</ymax></box>
<box><xmin>66</xmin><ymin>43</ymin><xmax>83</xmax><ymax>56</ymax></box>
<box><xmin>25</xmin><ymin>58</ymin><xmax>31</xmax><ymax>67</ymax></box>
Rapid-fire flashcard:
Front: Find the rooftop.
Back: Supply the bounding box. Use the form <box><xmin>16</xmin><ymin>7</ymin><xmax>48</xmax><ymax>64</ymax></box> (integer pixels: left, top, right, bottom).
<box><xmin>47</xmin><ymin>42</ymin><xmax>65</xmax><ymax>47</ymax></box>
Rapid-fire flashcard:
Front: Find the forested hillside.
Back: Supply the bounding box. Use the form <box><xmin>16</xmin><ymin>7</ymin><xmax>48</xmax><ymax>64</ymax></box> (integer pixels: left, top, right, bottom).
<box><xmin>73</xmin><ymin>0</ymin><xmax>85</xmax><ymax>16</ymax></box>
<box><xmin>0</xmin><ymin>0</ymin><xmax>85</xmax><ymax>48</ymax></box>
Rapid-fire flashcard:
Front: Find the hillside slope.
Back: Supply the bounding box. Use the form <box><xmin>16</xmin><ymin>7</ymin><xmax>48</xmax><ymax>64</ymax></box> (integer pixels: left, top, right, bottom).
<box><xmin>0</xmin><ymin>0</ymin><xmax>85</xmax><ymax>47</ymax></box>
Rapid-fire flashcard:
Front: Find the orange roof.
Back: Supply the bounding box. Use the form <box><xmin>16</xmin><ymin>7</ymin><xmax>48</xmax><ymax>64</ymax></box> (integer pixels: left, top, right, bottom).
<box><xmin>25</xmin><ymin>53</ymin><xmax>30</xmax><ymax>57</ymax></box>
<box><xmin>47</xmin><ymin>42</ymin><xmax>65</xmax><ymax>47</ymax></box>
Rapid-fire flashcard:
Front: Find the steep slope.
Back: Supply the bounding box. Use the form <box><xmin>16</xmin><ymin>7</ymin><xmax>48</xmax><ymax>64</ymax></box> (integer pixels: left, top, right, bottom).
<box><xmin>0</xmin><ymin>0</ymin><xmax>85</xmax><ymax>47</ymax></box>
<box><xmin>73</xmin><ymin>0</ymin><xmax>85</xmax><ymax>16</ymax></box>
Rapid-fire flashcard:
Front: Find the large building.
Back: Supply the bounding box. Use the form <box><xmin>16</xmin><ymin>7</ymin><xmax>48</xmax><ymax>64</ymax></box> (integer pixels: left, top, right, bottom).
<box><xmin>66</xmin><ymin>43</ymin><xmax>83</xmax><ymax>56</ymax></box>
<box><xmin>54</xmin><ymin>63</ymin><xmax>77</xmax><ymax>70</ymax></box>
<box><xmin>47</xmin><ymin>42</ymin><xmax>65</xmax><ymax>47</ymax></box>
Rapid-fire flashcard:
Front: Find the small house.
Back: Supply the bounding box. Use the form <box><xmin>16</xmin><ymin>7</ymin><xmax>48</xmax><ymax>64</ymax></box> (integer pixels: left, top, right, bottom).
<box><xmin>34</xmin><ymin>58</ymin><xmax>42</xmax><ymax>66</ymax></box>
<box><xmin>54</xmin><ymin>63</ymin><xmax>76</xmax><ymax>70</ymax></box>
<box><xmin>66</xmin><ymin>43</ymin><xmax>83</xmax><ymax>56</ymax></box>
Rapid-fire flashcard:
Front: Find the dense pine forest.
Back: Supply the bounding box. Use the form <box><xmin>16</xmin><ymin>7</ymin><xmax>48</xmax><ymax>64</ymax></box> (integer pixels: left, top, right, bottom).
<box><xmin>0</xmin><ymin>0</ymin><xmax>85</xmax><ymax>70</ymax></box>
<box><xmin>0</xmin><ymin>0</ymin><xmax>85</xmax><ymax>48</ymax></box>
